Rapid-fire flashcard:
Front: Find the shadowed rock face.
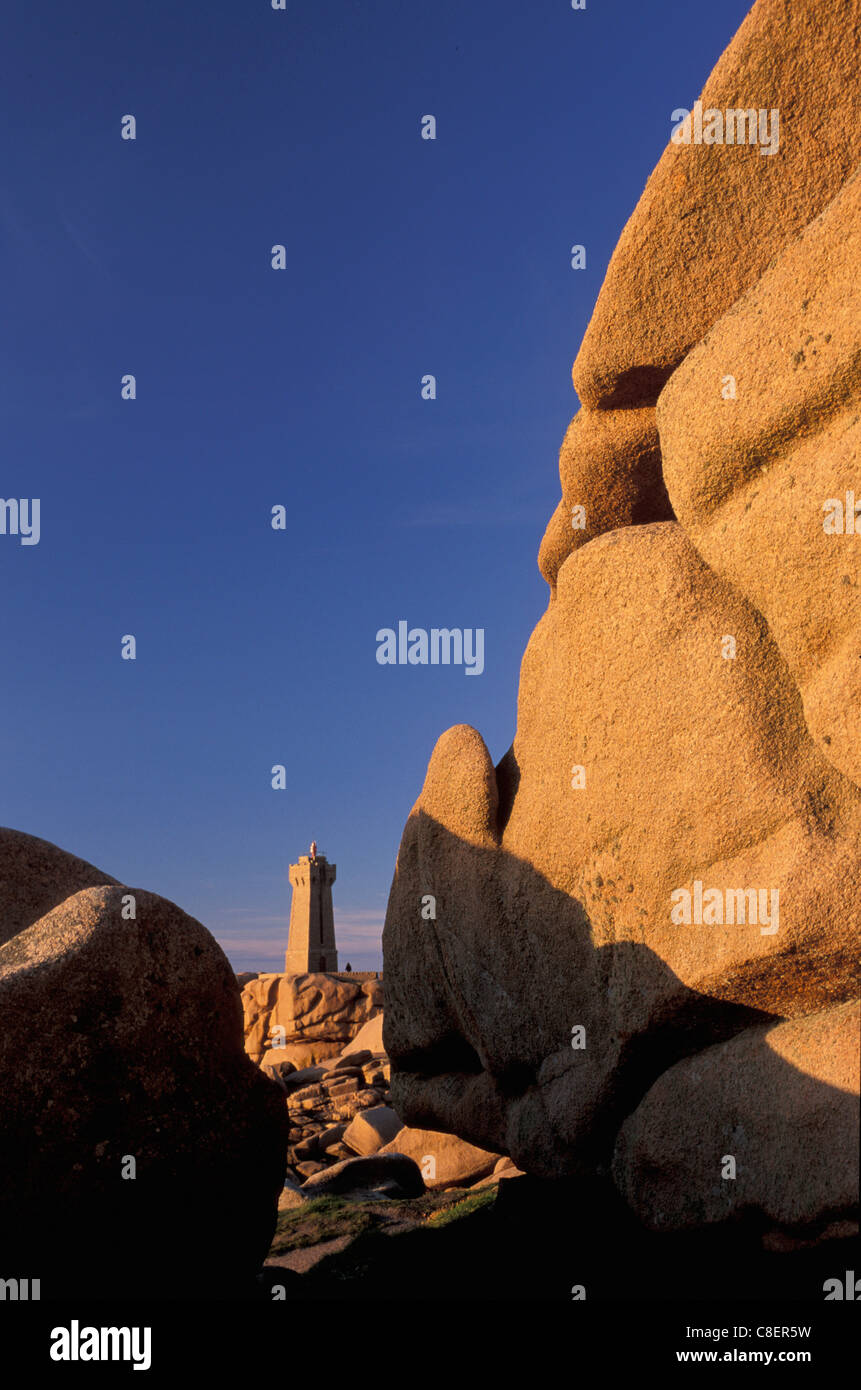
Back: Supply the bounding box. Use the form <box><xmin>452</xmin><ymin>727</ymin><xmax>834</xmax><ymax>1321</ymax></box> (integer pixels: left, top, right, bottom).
<box><xmin>0</xmin><ymin>830</ymin><xmax>288</xmax><ymax>1299</ymax></box>
<box><xmin>383</xmin><ymin>0</ymin><xmax>861</xmax><ymax>1235</ymax></box>
<box><xmin>613</xmin><ymin>1000</ymin><xmax>860</xmax><ymax>1233</ymax></box>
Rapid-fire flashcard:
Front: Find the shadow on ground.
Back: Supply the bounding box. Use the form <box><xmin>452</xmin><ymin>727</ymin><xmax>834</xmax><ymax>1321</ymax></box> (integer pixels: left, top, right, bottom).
<box><xmin>259</xmin><ymin>1175</ymin><xmax>859</xmax><ymax>1302</ymax></box>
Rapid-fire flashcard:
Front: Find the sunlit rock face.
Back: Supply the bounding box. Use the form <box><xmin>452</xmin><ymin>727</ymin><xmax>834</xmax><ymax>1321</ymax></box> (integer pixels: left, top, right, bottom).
<box><xmin>241</xmin><ymin>971</ymin><xmax>383</xmax><ymax>1065</ymax></box>
<box><xmin>658</xmin><ymin>169</ymin><xmax>861</xmax><ymax>787</ymax></box>
<box><xmin>383</xmin><ymin>0</ymin><xmax>861</xmax><ymax>1236</ymax></box>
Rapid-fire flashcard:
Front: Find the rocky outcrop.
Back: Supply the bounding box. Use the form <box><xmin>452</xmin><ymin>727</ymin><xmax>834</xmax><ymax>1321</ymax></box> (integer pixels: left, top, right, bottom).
<box><xmin>241</xmin><ymin>971</ymin><xmax>383</xmax><ymax>1064</ymax></box>
<box><xmin>0</xmin><ymin>829</ymin><xmax>287</xmax><ymax>1298</ymax></box>
<box><xmin>279</xmin><ymin>1031</ymin><xmax>393</xmax><ymax>1177</ymax></box>
<box><xmin>273</xmin><ymin>1013</ymin><xmax>512</xmax><ymax>1204</ymax></box>
<box><xmin>382</xmin><ymin>0</ymin><xmax>861</xmax><ymax>1243</ymax></box>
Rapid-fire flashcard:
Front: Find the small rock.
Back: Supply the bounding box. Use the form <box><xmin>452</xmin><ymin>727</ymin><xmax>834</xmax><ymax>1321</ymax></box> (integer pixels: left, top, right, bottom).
<box><xmin>494</xmin><ymin>1157</ymin><xmax>526</xmax><ymax>1177</ymax></box>
<box><xmin>329</xmin><ymin>1049</ymin><xmax>373</xmax><ymax>1072</ymax></box>
<box><xmin>259</xmin><ymin>1048</ymin><xmax>297</xmax><ymax>1081</ymax></box>
<box><xmin>343</xmin><ymin>1105</ymin><xmax>403</xmax><ymax>1156</ymax></box>
<box><xmin>472</xmin><ymin>1159</ymin><xmax>526</xmax><ymax>1189</ymax></box>
<box><xmin>355</xmin><ymin>1088</ymin><xmax>383</xmax><ymax>1105</ymax></box>
<box><xmin>326</xmin><ymin>1077</ymin><xmax>360</xmax><ymax>1099</ymax></box>
<box><xmin>295</xmin><ymin>1160</ymin><xmax>326</xmax><ymax>1180</ymax></box>
<box><xmin>378</xmin><ymin>1127</ymin><xmax>500</xmax><ymax>1190</ymax></box>
<box><xmin>289</xmin><ymin>1083</ymin><xmax>325</xmax><ymax>1104</ymax></box>
<box><xmin>317</xmin><ymin>1122</ymin><xmax>349</xmax><ymax>1152</ymax></box>
<box><xmin>336</xmin><ymin>1012</ymin><xmax>385</xmax><ymax>1061</ymax></box>
<box><xmin>281</xmin><ymin>1065</ymin><xmax>327</xmax><ymax>1092</ymax></box>
<box><xmin>326</xmin><ymin>1142</ymin><xmax>355</xmax><ymax>1163</ymax></box>
<box><xmin>278</xmin><ymin>1180</ymin><xmax>307</xmax><ymax>1210</ymax></box>
<box><xmin>300</xmin><ymin>1152</ymin><xmax>425</xmax><ymax>1200</ymax></box>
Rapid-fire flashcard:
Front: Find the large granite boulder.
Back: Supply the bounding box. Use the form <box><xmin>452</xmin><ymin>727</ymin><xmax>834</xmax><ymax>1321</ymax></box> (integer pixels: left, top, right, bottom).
<box><xmin>382</xmin><ymin>0</ymin><xmax>861</xmax><ymax>1242</ymax></box>
<box><xmin>0</xmin><ymin>831</ymin><xmax>288</xmax><ymax>1298</ymax></box>
<box><xmin>384</xmin><ymin>529</ymin><xmax>860</xmax><ymax>1176</ymax></box>
<box><xmin>613</xmin><ymin>1001</ymin><xmax>860</xmax><ymax>1233</ymax></box>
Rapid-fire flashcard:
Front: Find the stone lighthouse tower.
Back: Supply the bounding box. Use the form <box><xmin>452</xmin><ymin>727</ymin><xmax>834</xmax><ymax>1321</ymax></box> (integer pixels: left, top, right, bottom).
<box><xmin>285</xmin><ymin>844</ymin><xmax>338</xmax><ymax>974</ymax></box>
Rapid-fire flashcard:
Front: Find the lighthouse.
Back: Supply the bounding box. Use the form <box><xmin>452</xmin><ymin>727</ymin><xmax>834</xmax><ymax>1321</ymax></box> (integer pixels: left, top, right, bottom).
<box><xmin>285</xmin><ymin>844</ymin><xmax>338</xmax><ymax>974</ymax></box>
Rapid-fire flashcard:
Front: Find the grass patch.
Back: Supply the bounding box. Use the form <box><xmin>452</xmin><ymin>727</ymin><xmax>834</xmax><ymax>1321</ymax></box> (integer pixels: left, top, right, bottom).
<box><xmin>296</xmin><ymin>1188</ymin><xmax>502</xmax><ymax>1293</ymax></box>
<box><xmin>270</xmin><ymin>1196</ymin><xmax>378</xmax><ymax>1254</ymax></box>
<box><xmin>423</xmin><ymin>1187</ymin><xmax>497</xmax><ymax>1227</ymax></box>
<box><xmin>266</xmin><ymin>1184</ymin><xmax>501</xmax><ymax>1273</ymax></box>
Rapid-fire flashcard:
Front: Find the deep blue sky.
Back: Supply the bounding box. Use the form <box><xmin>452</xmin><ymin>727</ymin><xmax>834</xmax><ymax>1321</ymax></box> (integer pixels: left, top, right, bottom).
<box><xmin>1</xmin><ymin>0</ymin><xmax>751</xmax><ymax>970</ymax></box>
